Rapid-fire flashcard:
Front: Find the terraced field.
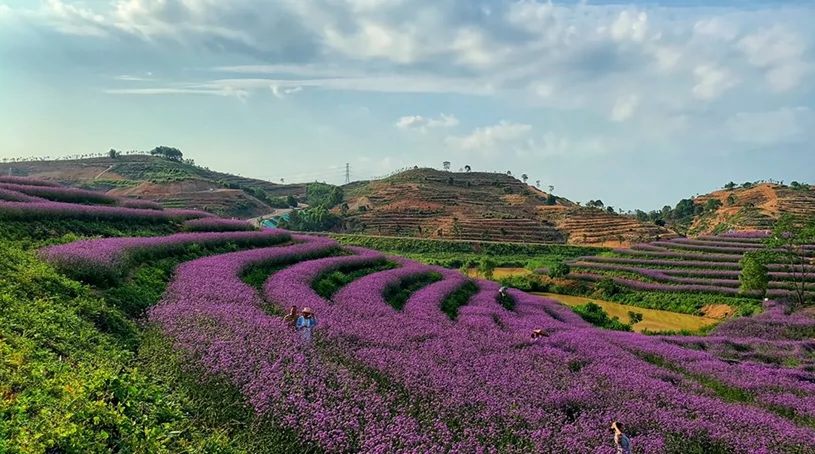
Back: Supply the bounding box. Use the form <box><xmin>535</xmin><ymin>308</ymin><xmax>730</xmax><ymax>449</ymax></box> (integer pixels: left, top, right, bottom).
<box><xmin>4</xmin><ymin>177</ymin><xmax>815</xmax><ymax>453</ymax></box>
<box><xmin>565</xmin><ymin>232</ymin><xmax>814</xmax><ymax>298</ymax></box>
<box><xmin>344</xmin><ymin>168</ymin><xmax>674</xmax><ymax>245</ymax></box>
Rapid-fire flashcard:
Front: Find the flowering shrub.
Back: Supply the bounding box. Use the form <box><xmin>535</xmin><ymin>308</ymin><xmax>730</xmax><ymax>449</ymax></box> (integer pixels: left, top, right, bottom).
<box><xmin>0</xmin><ymin>182</ymin><xmax>120</xmax><ymax>205</ymax></box>
<box><xmin>0</xmin><ymin>200</ymin><xmax>213</xmax><ymax>222</ymax></box>
<box><xmin>119</xmin><ymin>198</ymin><xmax>164</xmax><ymax>210</ymax></box>
<box><xmin>39</xmin><ymin>230</ymin><xmax>290</xmax><ymax>285</ymax></box>
<box><xmin>0</xmin><ymin>187</ymin><xmax>47</xmax><ymax>202</ymax></box>
<box><xmin>182</xmin><ymin>217</ymin><xmax>257</xmax><ymax>232</ymax></box>
<box><xmin>0</xmin><ymin>175</ymin><xmax>62</xmax><ymax>187</ymax></box>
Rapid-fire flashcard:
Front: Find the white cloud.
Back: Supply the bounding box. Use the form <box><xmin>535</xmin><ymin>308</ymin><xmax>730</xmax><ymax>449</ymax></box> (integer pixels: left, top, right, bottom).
<box><xmin>725</xmin><ymin>107</ymin><xmax>815</xmax><ymax>145</ymax></box>
<box><xmin>270</xmin><ymin>84</ymin><xmax>303</xmax><ymax>99</ymax></box>
<box><xmin>693</xmin><ymin>65</ymin><xmax>737</xmax><ymax>100</ymax></box>
<box><xmin>396</xmin><ymin>114</ymin><xmax>459</xmax><ymax>131</ymax></box>
<box><xmin>611</xmin><ymin>94</ymin><xmax>639</xmax><ymax>122</ymax></box>
<box><xmin>693</xmin><ymin>17</ymin><xmax>739</xmax><ymax>41</ymax></box>
<box><xmin>114</xmin><ymin>75</ymin><xmax>153</xmax><ymax>81</ymax></box>
<box><xmin>610</xmin><ymin>10</ymin><xmax>648</xmax><ymax>43</ymax></box>
<box><xmin>738</xmin><ymin>26</ymin><xmax>809</xmax><ymax>92</ymax></box>
<box><xmin>445</xmin><ymin>121</ymin><xmax>532</xmax><ymax>152</ymax></box>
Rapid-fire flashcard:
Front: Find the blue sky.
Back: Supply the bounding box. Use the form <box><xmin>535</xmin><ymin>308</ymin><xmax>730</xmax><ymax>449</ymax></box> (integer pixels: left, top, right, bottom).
<box><xmin>0</xmin><ymin>0</ymin><xmax>813</xmax><ymax>211</ymax></box>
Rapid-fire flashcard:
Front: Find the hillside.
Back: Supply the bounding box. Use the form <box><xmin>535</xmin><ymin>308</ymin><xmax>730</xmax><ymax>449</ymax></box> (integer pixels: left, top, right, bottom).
<box><xmin>0</xmin><ymin>155</ymin><xmax>307</xmax><ymax>218</ymax></box>
<box><xmin>687</xmin><ymin>183</ymin><xmax>815</xmax><ymax>235</ymax></box>
<box><xmin>341</xmin><ymin>168</ymin><xmax>676</xmax><ymax>245</ymax></box>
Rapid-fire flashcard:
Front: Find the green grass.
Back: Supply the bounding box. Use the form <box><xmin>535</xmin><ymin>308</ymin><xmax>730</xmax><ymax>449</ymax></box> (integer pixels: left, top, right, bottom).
<box><xmin>440</xmin><ymin>281</ymin><xmax>479</xmax><ymax>319</ymax></box>
<box><xmin>0</xmin><ymin>220</ymin><xmax>178</xmax><ymax>249</ymax></box>
<box><xmin>328</xmin><ymin>234</ymin><xmax>604</xmax><ymax>269</ymax></box>
<box><xmin>383</xmin><ymin>272</ymin><xmax>443</xmax><ymax>310</ymax></box>
<box><xmin>311</xmin><ymin>260</ymin><xmax>399</xmax><ymax>299</ymax></box>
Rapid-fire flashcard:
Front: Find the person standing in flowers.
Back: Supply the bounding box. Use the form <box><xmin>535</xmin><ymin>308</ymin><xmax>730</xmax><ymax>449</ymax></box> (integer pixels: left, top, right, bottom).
<box><xmin>611</xmin><ymin>421</ymin><xmax>633</xmax><ymax>454</ymax></box>
<box><xmin>282</xmin><ymin>305</ymin><xmax>298</xmax><ymax>330</ymax></box>
<box><xmin>296</xmin><ymin>307</ymin><xmax>318</xmax><ymax>343</ymax></box>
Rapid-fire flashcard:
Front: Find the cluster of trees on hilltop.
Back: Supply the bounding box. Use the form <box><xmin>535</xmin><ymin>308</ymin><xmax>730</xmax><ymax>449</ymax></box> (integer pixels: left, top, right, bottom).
<box><xmin>277</xmin><ymin>183</ymin><xmax>344</xmax><ymax>232</ymax></box>
<box><xmin>723</xmin><ymin>179</ymin><xmax>812</xmax><ymax>191</ymax></box>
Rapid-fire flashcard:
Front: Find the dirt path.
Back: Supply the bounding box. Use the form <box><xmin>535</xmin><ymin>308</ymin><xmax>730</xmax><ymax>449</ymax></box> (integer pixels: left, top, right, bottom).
<box><xmin>94</xmin><ymin>165</ymin><xmax>114</xmax><ymax>180</ymax></box>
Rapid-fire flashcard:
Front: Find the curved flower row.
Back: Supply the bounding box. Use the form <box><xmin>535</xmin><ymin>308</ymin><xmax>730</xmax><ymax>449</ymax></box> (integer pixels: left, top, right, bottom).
<box><xmin>119</xmin><ymin>198</ymin><xmax>164</xmax><ymax>210</ymax></box>
<box><xmin>574</xmin><ymin>255</ymin><xmax>815</xmax><ymax>273</ymax></box>
<box><xmin>0</xmin><ymin>175</ymin><xmax>62</xmax><ymax>187</ymax></box>
<box><xmin>0</xmin><ymin>187</ymin><xmax>47</xmax><ymax>203</ymax></box>
<box><xmin>568</xmin><ymin>272</ymin><xmax>793</xmax><ymax>297</ymax></box>
<box><xmin>39</xmin><ymin>230</ymin><xmax>290</xmax><ymax>285</ymax></box>
<box><xmin>0</xmin><ymin>200</ymin><xmax>212</xmax><ymax>222</ymax></box>
<box><xmin>182</xmin><ymin>217</ymin><xmax>257</xmax><ymax>232</ymax></box>
<box><xmin>651</xmin><ymin>240</ymin><xmax>815</xmax><ymax>256</ymax></box>
<box><xmin>0</xmin><ymin>182</ymin><xmax>120</xmax><ymax>205</ymax></box>
<box><xmin>618</xmin><ymin>246</ymin><xmax>744</xmax><ymax>262</ymax></box>
<box><xmin>609</xmin><ymin>331</ymin><xmax>815</xmax><ymax>422</ymax></box>
<box><xmin>570</xmin><ymin>261</ymin><xmax>815</xmax><ymax>291</ymax></box>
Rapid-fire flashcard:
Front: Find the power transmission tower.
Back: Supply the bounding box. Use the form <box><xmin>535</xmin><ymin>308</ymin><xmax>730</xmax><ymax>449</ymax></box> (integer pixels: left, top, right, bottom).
<box><xmin>345</xmin><ymin>163</ymin><xmax>350</xmax><ymax>184</ymax></box>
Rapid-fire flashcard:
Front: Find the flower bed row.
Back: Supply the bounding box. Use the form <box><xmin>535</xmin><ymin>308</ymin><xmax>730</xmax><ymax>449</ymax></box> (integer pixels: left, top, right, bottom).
<box><xmin>568</xmin><ymin>272</ymin><xmax>793</xmax><ymax>297</ymax></box>
<box><xmin>0</xmin><ymin>182</ymin><xmax>121</xmax><ymax>205</ymax></box>
<box><xmin>651</xmin><ymin>240</ymin><xmax>815</xmax><ymax>256</ymax></box>
<box><xmin>119</xmin><ymin>198</ymin><xmax>164</xmax><ymax>210</ymax></box>
<box><xmin>0</xmin><ymin>187</ymin><xmax>47</xmax><ymax>203</ymax></box>
<box><xmin>619</xmin><ymin>247</ymin><xmax>745</xmax><ymax>262</ymax></box>
<box><xmin>570</xmin><ymin>262</ymin><xmax>815</xmax><ymax>290</ymax></box>
<box><xmin>39</xmin><ymin>230</ymin><xmax>290</xmax><ymax>285</ymax></box>
<box><xmin>0</xmin><ymin>175</ymin><xmax>62</xmax><ymax>187</ymax></box>
<box><xmin>0</xmin><ymin>200</ymin><xmax>212</xmax><ymax>222</ymax></box>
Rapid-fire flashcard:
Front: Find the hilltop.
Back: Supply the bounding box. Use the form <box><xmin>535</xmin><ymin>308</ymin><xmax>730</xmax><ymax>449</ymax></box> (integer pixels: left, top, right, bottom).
<box><xmin>341</xmin><ymin>168</ymin><xmax>676</xmax><ymax>245</ymax></box>
<box><xmin>633</xmin><ymin>181</ymin><xmax>815</xmax><ymax>236</ymax></box>
<box><xmin>0</xmin><ymin>155</ymin><xmax>307</xmax><ymax>218</ymax></box>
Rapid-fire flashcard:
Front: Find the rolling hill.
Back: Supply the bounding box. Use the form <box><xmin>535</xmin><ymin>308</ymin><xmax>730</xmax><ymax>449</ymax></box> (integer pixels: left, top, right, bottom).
<box><xmin>675</xmin><ymin>182</ymin><xmax>815</xmax><ymax>236</ymax></box>
<box><xmin>340</xmin><ymin>168</ymin><xmax>677</xmax><ymax>245</ymax></box>
<box><xmin>0</xmin><ymin>155</ymin><xmax>307</xmax><ymax>218</ymax></box>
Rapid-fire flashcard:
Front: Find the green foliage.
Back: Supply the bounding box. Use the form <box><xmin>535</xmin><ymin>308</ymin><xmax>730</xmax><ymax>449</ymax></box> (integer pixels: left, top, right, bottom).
<box><xmin>278</xmin><ymin>207</ymin><xmax>340</xmax><ymax>232</ymax></box>
<box><xmin>548</xmin><ymin>261</ymin><xmax>571</xmax><ymax>278</ymax></box>
<box><xmin>0</xmin><ymin>220</ymin><xmax>177</xmax><ymax>249</ymax></box>
<box><xmin>305</xmin><ymin>183</ymin><xmax>343</xmax><ymax>209</ymax></box>
<box><xmin>628</xmin><ymin>310</ymin><xmax>644</xmax><ymax>325</ymax></box>
<box><xmin>478</xmin><ymin>257</ymin><xmax>497</xmax><ymax>280</ymax></box>
<box><xmin>594</xmin><ymin>277</ymin><xmax>621</xmax><ymax>298</ymax></box>
<box><xmin>440</xmin><ymin>281</ymin><xmax>479</xmax><ymax>319</ymax></box>
<box><xmin>311</xmin><ymin>260</ymin><xmax>399</xmax><ymax>299</ymax></box>
<box><xmin>0</xmin><ymin>241</ymin><xmax>238</xmax><ymax>454</ymax></box>
<box><xmin>571</xmin><ymin>302</ymin><xmax>633</xmax><ymax>331</ymax></box>
<box><xmin>286</xmin><ymin>195</ymin><xmax>298</xmax><ymax>207</ymax></box>
<box><xmin>738</xmin><ymin>251</ymin><xmax>769</xmax><ymax>298</ymax></box>
<box><xmin>149</xmin><ymin>146</ymin><xmax>183</xmax><ymax>162</ymax></box>
<box><xmin>383</xmin><ymin>272</ymin><xmax>443</xmax><ymax>310</ymax></box>
<box><xmin>763</xmin><ymin>214</ymin><xmax>815</xmax><ymax>308</ymax></box>
<box><xmin>328</xmin><ymin>234</ymin><xmax>607</xmax><ymax>259</ymax></box>
<box><xmin>498</xmin><ymin>274</ymin><xmax>550</xmax><ymax>293</ymax></box>
<box><xmin>705</xmin><ymin>198</ymin><xmax>723</xmax><ymax>211</ymax></box>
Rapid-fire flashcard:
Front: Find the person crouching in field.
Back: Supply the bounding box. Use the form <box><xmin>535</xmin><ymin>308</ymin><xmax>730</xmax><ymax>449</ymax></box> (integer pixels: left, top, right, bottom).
<box><xmin>296</xmin><ymin>307</ymin><xmax>318</xmax><ymax>344</ymax></box>
<box><xmin>611</xmin><ymin>421</ymin><xmax>633</xmax><ymax>454</ymax></box>
<box><xmin>531</xmin><ymin>329</ymin><xmax>548</xmax><ymax>341</ymax></box>
<box><xmin>283</xmin><ymin>305</ymin><xmax>298</xmax><ymax>330</ymax></box>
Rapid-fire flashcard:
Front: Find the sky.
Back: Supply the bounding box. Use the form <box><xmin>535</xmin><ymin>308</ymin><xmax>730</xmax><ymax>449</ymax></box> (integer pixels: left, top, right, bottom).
<box><xmin>0</xmin><ymin>0</ymin><xmax>813</xmax><ymax>211</ymax></box>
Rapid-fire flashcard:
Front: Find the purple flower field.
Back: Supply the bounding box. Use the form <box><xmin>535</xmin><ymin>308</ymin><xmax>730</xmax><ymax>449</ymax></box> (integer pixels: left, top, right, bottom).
<box><xmin>565</xmin><ymin>234</ymin><xmax>815</xmax><ymax>298</ymax></box>
<box><xmin>25</xmin><ymin>184</ymin><xmax>815</xmax><ymax>452</ymax></box>
<box><xmin>134</xmin><ymin>232</ymin><xmax>815</xmax><ymax>452</ymax></box>
<box><xmin>39</xmin><ymin>230</ymin><xmax>291</xmax><ymax>284</ymax></box>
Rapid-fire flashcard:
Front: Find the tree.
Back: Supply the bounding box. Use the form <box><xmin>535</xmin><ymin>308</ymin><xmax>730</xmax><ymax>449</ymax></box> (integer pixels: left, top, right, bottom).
<box><xmin>478</xmin><ymin>257</ymin><xmax>496</xmax><ymax>280</ymax></box>
<box><xmin>763</xmin><ymin>214</ymin><xmax>815</xmax><ymax>308</ymax></box>
<box><xmin>738</xmin><ymin>251</ymin><xmax>769</xmax><ymax>299</ymax></box>
<box><xmin>286</xmin><ymin>195</ymin><xmax>297</xmax><ymax>207</ymax></box>
<box><xmin>280</xmin><ymin>178</ymin><xmax>285</xmax><ymax>183</ymax></box>
<box><xmin>340</xmin><ymin>202</ymin><xmax>349</xmax><ymax>216</ymax></box>
<box><xmin>724</xmin><ymin>181</ymin><xmax>736</xmax><ymax>190</ymax></box>
<box><xmin>705</xmin><ymin>198</ymin><xmax>723</xmax><ymax>211</ymax></box>
<box><xmin>521</xmin><ymin>173</ymin><xmax>528</xmax><ymax>183</ymax></box>
<box><xmin>464</xmin><ymin>165</ymin><xmax>471</xmax><ymax>172</ymax></box>
<box><xmin>628</xmin><ymin>311</ymin><xmax>644</xmax><ymax>326</ymax></box>
<box><xmin>535</xmin><ymin>180</ymin><xmax>540</xmax><ymax>188</ymax></box>
<box><xmin>443</xmin><ymin>161</ymin><xmax>451</xmax><ymax>171</ymax></box>
<box><xmin>548</xmin><ymin>262</ymin><xmax>571</xmax><ymax>279</ymax></box>
<box><xmin>149</xmin><ymin>146</ymin><xmax>183</xmax><ymax>161</ymax></box>
<box><xmin>507</xmin><ymin>170</ymin><xmax>512</xmax><ymax>176</ymax></box>
<box><xmin>606</xmin><ymin>206</ymin><xmax>615</xmax><ymax>213</ymax></box>
<box><xmin>726</xmin><ymin>194</ymin><xmax>737</xmax><ymax>205</ymax></box>
<box><xmin>548</xmin><ymin>185</ymin><xmax>555</xmax><ymax>193</ymax></box>
<box><xmin>108</xmin><ymin>148</ymin><xmax>119</xmax><ymax>158</ymax></box>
